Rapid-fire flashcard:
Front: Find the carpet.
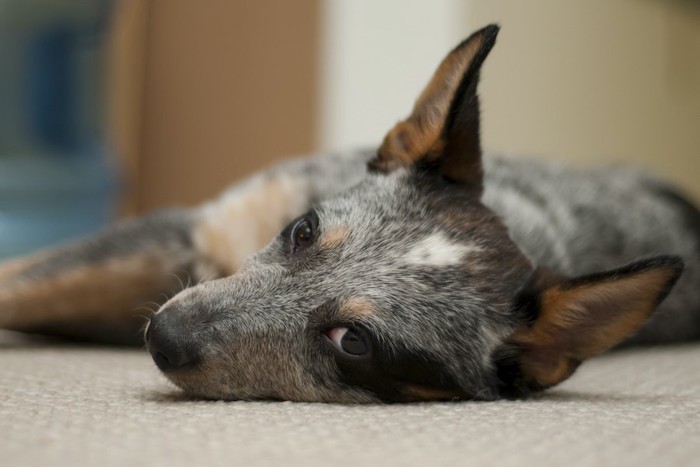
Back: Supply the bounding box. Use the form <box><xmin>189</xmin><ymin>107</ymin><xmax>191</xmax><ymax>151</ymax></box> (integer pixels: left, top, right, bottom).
<box><xmin>1</xmin><ymin>330</ymin><xmax>698</xmax><ymax>467</ymax></box>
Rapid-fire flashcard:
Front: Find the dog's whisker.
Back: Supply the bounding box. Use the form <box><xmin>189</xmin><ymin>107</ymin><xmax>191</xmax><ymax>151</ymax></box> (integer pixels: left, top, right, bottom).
<box><xmin>142</xmin><ymin>301</ymin><xmax>163</xmax><ymax>312</ymax></box>
<box><xmin>134</xmin><ymin>313</ymin><xmax>152</xmax><ymax>324</ymax></box>
<box><xmin>133</xmin><ymin>305</ymin><xmax>156</xmax><ymax>315</ymax></box>
<box><xmin>169</xmin><ymin>272</ymin><xmax>186</xmax><ymax>292</ymax></box>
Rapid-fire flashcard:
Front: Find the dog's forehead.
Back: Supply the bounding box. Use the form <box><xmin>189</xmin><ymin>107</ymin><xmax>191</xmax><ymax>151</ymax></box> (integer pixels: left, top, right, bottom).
<box><xmin>304</xmin><ymin>174</ymin><xmax>498</xmax><ymax>317</ymax></box>
<box><xmin>316</xmin><ymin>170</ymin><xmax>442</xmax><ymax>243</ymax></box>
<box><xmin>318</xmin><ymin>170</ymin><xmax>416</xmax><ymax>218</ymax></box>
<box><xmin>315</xmin><ymin>170</ymin><xmax>485</xmax><ymax>256</ymax></box>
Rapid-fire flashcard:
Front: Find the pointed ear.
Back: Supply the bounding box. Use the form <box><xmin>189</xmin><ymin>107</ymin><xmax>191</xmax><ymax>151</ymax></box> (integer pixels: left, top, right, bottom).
<box><xmin>369</xmin><ymin>24</ymin><xmax>499</xmax><ymax>191</ymax></box>
<box><xmin>500</xmin><ymin>256</ymin><xmax>684</xmax><ymax>394</ymax></box>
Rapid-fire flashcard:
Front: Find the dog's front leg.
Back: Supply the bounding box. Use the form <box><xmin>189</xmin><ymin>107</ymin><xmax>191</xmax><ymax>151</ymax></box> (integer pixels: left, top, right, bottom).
<box><xmin>0</xmin><ymin>210</ymin><xmax>200</xmax><ymax>344</ymax></box>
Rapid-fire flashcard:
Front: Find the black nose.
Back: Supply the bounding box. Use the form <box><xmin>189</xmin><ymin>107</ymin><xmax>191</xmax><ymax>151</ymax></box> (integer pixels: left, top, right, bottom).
<box><xmin>146</xmin><ymin>310</ymin><xmax>199</xmax><ymax>372</ymax></box>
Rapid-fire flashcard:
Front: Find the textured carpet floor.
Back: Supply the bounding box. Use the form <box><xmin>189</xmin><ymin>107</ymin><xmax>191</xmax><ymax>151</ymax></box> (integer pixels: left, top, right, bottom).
<box><xmin>1</xmin><ymin>331</ymin><xmax>699</xmax><ymax>467</ymax></box>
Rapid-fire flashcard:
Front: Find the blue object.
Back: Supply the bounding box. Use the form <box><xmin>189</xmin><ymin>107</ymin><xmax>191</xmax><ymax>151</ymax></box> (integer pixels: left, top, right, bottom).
<box><xmin>0</xmin><ymin>1</ymin><xmax>118</xmax><ymax>260</ymax></box>
<box><xmin>0</xmin><ymin>150</ymin><xmax>118</xmax><ymax>259</ymax></box>
<box><xmin>28</xmin><ymin>25</ymin><xmax>80</xmax><ymax>152</ymax></box>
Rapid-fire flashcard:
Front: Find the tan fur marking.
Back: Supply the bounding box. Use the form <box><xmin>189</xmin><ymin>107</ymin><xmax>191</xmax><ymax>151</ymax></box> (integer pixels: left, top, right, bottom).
<box><xmin>318</xmin><ymin>226</ymin><xmax>349</xmax><ymax>250</ymax></box>
<box><xmin>512</xmin><ymin>267</ymin><xmax>677</xmax><ymax>388</ymax></box>
<box><xmin>373</xmin><ymin>34</ymin><xmax>484</xmax><ymax>171</ymax></box>
<box><xmin>193</xmin><ymin>174</ymin><xmax>310</xmax><ymax>275</ymax></box>
<box><xmin>0</xmin><ymin>248</ymin><xmax>64</xmax><ymax>284</ymax></box>
<box><xmin>0</xmin><ymin>255</ymin><xmax>179</xmax><ymax>330</ymax></box>
<box><xmin>402</xmin><ymin>385</ymin><xmax>461</xmax><ymax>401</ymax></box>
<box><xmin>518</xmin><ymin>351</ymin><xmax>579</xmax><ymax>389</ymax></box>
<box><xmin>0</xmin><ymin>257</ymin><xmax>37</xmax><ymax>283</ymax></box>
<box><xmin>337</xmin><ymin>297</ymin><xmax>377</xmax><ymax>320</ymax></box>
<box><xmin>532</xmin><ymin>270</ymin><xmax>668</xmax><ymax>357</ymax></box>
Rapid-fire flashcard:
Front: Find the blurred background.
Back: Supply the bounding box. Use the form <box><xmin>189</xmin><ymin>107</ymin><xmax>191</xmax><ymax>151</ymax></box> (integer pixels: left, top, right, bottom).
<box><xmin>0</xmin><ymin>0</ymin><xmax>699</xmax><ymax>259</ymax></box>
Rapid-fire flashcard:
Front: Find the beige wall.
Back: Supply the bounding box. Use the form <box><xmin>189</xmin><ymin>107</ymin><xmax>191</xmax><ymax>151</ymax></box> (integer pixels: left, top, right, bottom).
<box><xmin>318</xmin><ymin>0</ymin><xmax>468</xmax><ymax>151</ymax></box>
<box><xmin>110</xmin><ymin>0</ymin><xmax>320</xmax><ymax>214</ymax></box>
<box><xmin>107</xmin><ymin>0</ymin><xmax>149</xmax><ymax>216</ymax></box>
<box><xmin>468</xmin><ymin>0</ymin><xmax>700</xmax><ymax>201</ymax></box>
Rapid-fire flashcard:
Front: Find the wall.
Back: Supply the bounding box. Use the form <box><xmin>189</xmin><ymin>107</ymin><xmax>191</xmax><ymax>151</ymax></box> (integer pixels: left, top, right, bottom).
<box><xmin>115</xmin><ymin>0</ymin><xmax>321</xmax><ymax>213</ymax></box>
<box><xmin>468</xmin><ymin>0</ymin><xmax>700</xmax><ymax>200</ymax></box>
<box><xmin>318</xmin><ymin>0</ymin><xmax>469</xmax><ymax>151</ymax></box>
<box><xmin>107</xmin><ymin>0</ymin><xmax>149</xmax><ymax>216</ymax></box>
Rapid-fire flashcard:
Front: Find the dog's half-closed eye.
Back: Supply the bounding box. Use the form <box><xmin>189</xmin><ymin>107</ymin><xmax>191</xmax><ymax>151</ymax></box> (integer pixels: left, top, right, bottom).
<box><xmin>323</xmin><ymin>326</ymin><xmax>372</xmax><ymax>357</ymax></box>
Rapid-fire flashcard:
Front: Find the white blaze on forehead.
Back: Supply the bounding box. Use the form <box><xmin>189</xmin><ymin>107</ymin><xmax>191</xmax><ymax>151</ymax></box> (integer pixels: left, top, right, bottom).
<box><xmin>404</xmin><ymin>232</ymin><xmax>481</xmax><ymax>267</ymax></box>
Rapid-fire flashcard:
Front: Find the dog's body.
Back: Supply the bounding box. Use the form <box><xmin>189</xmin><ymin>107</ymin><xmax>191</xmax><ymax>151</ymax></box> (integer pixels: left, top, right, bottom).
<box><xmin>1</xmin><ymin>25</ymin><xmax>699</xmax><ymax>402</ymax></box>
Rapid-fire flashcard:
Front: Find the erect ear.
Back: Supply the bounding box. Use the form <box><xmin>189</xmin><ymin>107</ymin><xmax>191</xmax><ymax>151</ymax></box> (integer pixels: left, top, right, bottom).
<box><xmin>369</xmin><ymin>24</ymin><xmax>499</xmax><ymax>191</ymax></box>
<box><xmin>497</xmin><ymin>256</ymin><xmax>684</xmax><ymax>396</ymax></box>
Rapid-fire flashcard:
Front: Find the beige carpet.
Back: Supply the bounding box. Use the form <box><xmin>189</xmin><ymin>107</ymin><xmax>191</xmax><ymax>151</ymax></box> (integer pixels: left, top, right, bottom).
<box><xmin>1</xmin><ymin>330</ymin><xmax>699</xmax><ymax>467</ymax></box>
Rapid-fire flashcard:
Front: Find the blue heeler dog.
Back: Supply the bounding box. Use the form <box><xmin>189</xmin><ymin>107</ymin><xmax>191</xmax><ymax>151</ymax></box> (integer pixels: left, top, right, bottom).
<box><xmin>0</xmin><ymin>25</ymin><xmax>698</xmax><ymax>402</ymax></box>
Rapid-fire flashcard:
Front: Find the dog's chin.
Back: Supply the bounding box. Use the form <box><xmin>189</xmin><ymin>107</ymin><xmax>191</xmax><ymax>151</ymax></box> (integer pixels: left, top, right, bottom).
<box><xmin>157</xmin><ymin>367</ymin><xmax>381</xmax><ymax>403</ymax></box>
<box><xmin>153</xmin><ymin>366</ymin><xmax>232</xmax><ymax>400</ymax></box>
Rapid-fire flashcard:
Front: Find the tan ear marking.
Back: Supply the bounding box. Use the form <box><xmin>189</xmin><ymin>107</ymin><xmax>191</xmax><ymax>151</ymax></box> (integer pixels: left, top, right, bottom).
<box><xmin>517</xmin><ymin>350</ymin><xmax>580</xmax><ymax>390</ymax></box>
<box><xmin>510</xmin><ymin>257</ymin><xmax>683</xmax><ymax>389</ymax></box>
<box><xmin>402</xmin><ymin>385</ymin><xmax>461</xmax><ymax>401</ymax></box>
<box><xmin>370</xmin><ymin>24</ymin><xmax>498</xmax><ymax>174</ymax></box>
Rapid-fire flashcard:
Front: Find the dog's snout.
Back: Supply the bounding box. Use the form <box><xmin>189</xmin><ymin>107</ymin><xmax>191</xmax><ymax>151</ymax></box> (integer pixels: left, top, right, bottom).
<box><xmin>146</xmin><ymin>310</ymin><xmax>199</xmax><ymax>372</ymax></box>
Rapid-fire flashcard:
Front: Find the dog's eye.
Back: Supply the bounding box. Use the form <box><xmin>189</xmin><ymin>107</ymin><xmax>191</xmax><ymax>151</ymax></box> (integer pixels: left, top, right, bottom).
<box><xmin>291</xmin><ymin>217</ymin><xmax>315</xmax><ymax>251</ymax></box>
<box><xmin>282</xmin><ymin>211</ymin><xmax>318</xmax><ymax>253</ymax></box>
<box><xmin>324</xmin><ymin>327</ymin><xmax>371</xmax><ymax>356</ymax></box>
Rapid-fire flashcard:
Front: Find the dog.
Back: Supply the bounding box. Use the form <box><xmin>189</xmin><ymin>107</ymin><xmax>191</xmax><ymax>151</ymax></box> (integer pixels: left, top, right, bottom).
<box><xmin>1</xmin><ymin>25</ymin><xmax>698</xmax><ymax>402</ymax></box>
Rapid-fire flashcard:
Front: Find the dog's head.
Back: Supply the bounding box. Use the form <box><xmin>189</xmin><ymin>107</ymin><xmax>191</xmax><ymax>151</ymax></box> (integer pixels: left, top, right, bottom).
<box><xmin>146</xmin><ymin>25</ymin><xmax>682</xmax><ymax>402</ymax></box>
